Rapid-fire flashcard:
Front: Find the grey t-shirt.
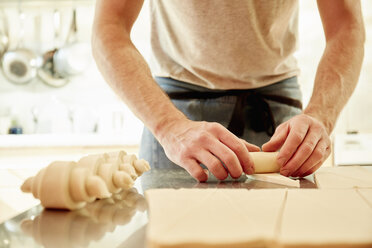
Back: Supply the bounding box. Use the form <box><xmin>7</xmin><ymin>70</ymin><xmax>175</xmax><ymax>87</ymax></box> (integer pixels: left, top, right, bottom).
<box><xmin>149</xmin><ymin>0</ymin><xmax>300</xmax><ymax>90</ymax></box>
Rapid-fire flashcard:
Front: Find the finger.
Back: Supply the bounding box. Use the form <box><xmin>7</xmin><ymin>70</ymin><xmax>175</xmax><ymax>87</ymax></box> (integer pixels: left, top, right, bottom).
<box><xmin>277</xmin><ymin>122</ymin><xmax>310</xmax><ymax>168</ymax></box>
<box><xmin>279</xmin><ymin>127</ymin><xmax>322</xmax><ymax>176</ymax></box>
<box><xmin>195</xmin><ymin>149</ymin><xmax>229</xmax><ymax>180</ymax></box>
<box><xmin>214</xmin><ymin>127</ymin><xmax>254</xmax><ymax>176</ymax></box>
<box><xmin>241</xmin><ymin>139</ymin><xmax>261</xmax><ymax>152</ymax></box>
<box><xmin>291</xmin><ymin>139</ymin><xmax>330</xmax><ymax>177</ymax></box>
<box><xmin>262</xmin><ymin>123</ymin><xmax>289</xmax><ymax>152</ymax></box>
<box><xmin>302</xmin><ymin>161</ymin><xmax>323</xmax><ymax>177</ymax></box>
<box><xmin>301</xmin><ymin>145</ymin><xmax>331</xmax><ymax>177</ymax></box>
<box><xmin>182</xmin><ymin>159</ymin><xmax>209</xmax><ymax>182</ymax></box>
<box><xmin>206</xmin><ymin>141</ymin><xmax>242</xmax><ymax>179</ymax></box>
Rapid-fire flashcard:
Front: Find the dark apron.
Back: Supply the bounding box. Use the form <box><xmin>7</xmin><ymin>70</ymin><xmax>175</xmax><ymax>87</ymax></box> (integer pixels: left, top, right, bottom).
<box><xmin>139</xmin><ymin>76</ymin><xmax>303</xmax><ymax>169</ymax></box>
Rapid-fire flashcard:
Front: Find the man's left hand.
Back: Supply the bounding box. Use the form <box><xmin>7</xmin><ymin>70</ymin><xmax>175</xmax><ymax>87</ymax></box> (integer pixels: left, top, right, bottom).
<box><xmin>262</xmin><ymin>114</ymin><xmax>331</xmax><ymax>177</ymax></box>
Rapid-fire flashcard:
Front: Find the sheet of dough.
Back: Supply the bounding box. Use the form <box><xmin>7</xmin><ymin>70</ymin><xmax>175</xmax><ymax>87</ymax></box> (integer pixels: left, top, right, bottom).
<box><xmin>314</xmin><ymin>166</ymin><xmax>372</xmax><ymax>189</ymax></box>
<box><xmin>247</xmin><ymin>173</ymin><xmax>300</xmax><ymax>188</ymax></box>
<box><xmin>357</xmin><ymin>188</ymin><xmax>372</xmax><ymax>208</ymax></box>
<box><xmin>279</xmin><ymin>189</ymin><xmax>372</xmax><ymax>247</ymax></box>
<box><xmin>145</xmin><ymin>188</ymin><xmax>286</xmax><ymax>248</ymax></box>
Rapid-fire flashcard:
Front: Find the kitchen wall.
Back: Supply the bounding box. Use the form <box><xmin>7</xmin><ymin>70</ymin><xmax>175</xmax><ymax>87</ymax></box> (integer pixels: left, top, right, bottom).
<box><xmin>0</xmin><ymin>1</ymin><xmax>371</xmax><ymax>146</ymax></box>
<box><xmin>0</xmin><ymin>0</ymin><xmax>149</xmax><ymax>144</ymax></box>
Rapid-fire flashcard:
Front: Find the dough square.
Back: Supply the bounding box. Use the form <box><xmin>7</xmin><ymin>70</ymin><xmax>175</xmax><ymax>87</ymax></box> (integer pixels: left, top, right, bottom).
<box><xmin>314</xmin><ymin>166</ymin><xmax>372</xmax><ymax>189</ymax></box>
<box><xmin>145</xmin><ymin>188</ymin><xmax>286</xmax><ymax>248</ymax></box>
<box><xmin>357</xmin><ymin>188</ymin><xmax>372</xmax><ymax>208</ymax></box>
<box><xmin>279</xmin><ymin>189</ymin><xmax>372</xmax><ymax>247</ymax></box>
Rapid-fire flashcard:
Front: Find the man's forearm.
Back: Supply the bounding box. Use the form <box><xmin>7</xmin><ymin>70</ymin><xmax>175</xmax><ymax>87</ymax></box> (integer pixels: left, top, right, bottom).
<box><xmin>304</xmin><ymin>19</ymin><xmax>365</xmax><ymax>134</ymax></box>
<box><xmin>92</xmin><ymin>24</ymin><xmax>186</xmax><ymax>140</ymax></box>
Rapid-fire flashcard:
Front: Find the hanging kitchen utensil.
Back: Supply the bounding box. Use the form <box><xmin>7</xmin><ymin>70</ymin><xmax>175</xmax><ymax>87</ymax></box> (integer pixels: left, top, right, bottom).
<box><xmin>1</xmin><ymin>3</ymin><xmax>42</xmax><ymax>85</ymax></box>
<box><xmin>53</xmin><ymin>7</ymin><xmax>90</xmax><ymax>77</ymax></box>
<box><xmin>38</xmin><ymin>9</ymin><xmax>69</xmax><ymax>88</ymax></box>
<box><xmin>0</xmin><ymin>9</ymin><xmax>9</xmax><ymax>57</ymax></box>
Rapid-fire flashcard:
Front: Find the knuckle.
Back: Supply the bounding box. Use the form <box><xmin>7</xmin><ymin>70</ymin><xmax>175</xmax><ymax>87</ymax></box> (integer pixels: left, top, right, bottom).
<box><xmin>179</xmin><ymin>145</ymin><xmax>190</xmax><ymax>156</ymax></box>
<box><xmin>224</xmin><ymin>154</ymin><xmax>237</xmax><ymax>168</ymax></box>
<box><xmin>178</xmin><ymin>154</ymin><xmax>189</xmax><ymax>165</ymax></box>
<box><xmin>302</xmin><ymin>143</ymin><xmax>315</xmax><ymax>154</ymax></box>
<box><xmin>209</xmin><ymin>160</ymin><xmax>222</xmax><ymax>170</ymax></box>
<box><xmin>292</xmin><ymin>132</ymin><xmax>304</xmax><ymax>144</ymax></box>
<box><xmin>193</xmin><ymin>171</ymin><xmax>206</xmax><ymax>181</ymax></box>
<box><xmin>215</xmin><ymin>171</ymin><xmax>228</xmax><ymax>180</ymax></box>
<box><xmin>196</xmin><ymin>131</ymin><xmax>210</xmax><ymax>143</ymax></box>
<box><xmin>206</xmin><ymin>122</ymin><xmax>222</xmax><ymax>132</ymax></box>
<box><xmin>313</xmin><ymin>148</ymin><xmax>324</xmax><ymax>160</ymax></box>
<box><xmin>188</xmin><ymin>166</ymin><xmax>206</xmax><ymax>181</ymax></box>
<box><xmin>278</xmin><ymin>150</ymin><xmax>291</xmax><ymax>161</ymax></box>
<box><xmin>230</xmin><ymin>143</ymin><xmax>245</xmax><ymax>154</ymax></box>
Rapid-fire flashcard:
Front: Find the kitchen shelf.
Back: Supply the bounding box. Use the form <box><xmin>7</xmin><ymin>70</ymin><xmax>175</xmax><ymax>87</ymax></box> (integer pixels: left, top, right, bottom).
<box><xmin>0</xmin><ymin>133</ymin><xmax>139</xmax><ymax>148</ymax></box>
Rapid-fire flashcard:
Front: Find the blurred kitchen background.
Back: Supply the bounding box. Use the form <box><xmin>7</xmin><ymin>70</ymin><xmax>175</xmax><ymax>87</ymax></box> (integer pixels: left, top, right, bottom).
<box><xmin>0</xmin><ymin>0</ymin><xmax>371</xmax><ymax>159</ymax></box>
<box><xmin>0</xmin><ymin>0</ymin><xmax>371</xmax><ymax>224</ymax></box>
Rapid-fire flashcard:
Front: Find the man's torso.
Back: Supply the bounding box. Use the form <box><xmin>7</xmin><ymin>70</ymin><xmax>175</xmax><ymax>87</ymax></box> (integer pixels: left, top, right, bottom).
<box><xmin>149</xmin><ymin>0</ymin><xmax>300</xmax><ymax>90</ymax></box>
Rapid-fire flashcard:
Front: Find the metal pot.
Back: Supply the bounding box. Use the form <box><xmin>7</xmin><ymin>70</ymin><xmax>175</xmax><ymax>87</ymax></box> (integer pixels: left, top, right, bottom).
<box><xmin>38</xmin><ymin>9</ymin><xmax>69</xmax><ymax>88</ymax></box>
<box><xmin>2</xmin><ymin>49</ymin><xmax>41</xmax><ymax>84</ymax></box>
<box><xmin>53</xmin><ymin>8</ymin><xmax>89</xmax><ymax>77</ymax></box>
<box><xmin>1</xmin><ymin>9</ymin><xmax>41</xmax><ymax>85</ymax></box>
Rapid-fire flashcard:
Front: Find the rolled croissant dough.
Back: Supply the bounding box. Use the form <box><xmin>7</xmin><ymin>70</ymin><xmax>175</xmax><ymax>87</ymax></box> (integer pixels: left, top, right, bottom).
<box><xmin>250</xmin><ymin>152</ymin><xmax>280</xmax><ymax>173</ymax></box>
<box><xmin>248</xmin><ymin>152</ymin><xmax>300</xmax><ymax>188</ymax></box>
<box><xmin>21</xmin><ymin>151</ymin><xmax>150</xmax><ymax>210</ymax></box>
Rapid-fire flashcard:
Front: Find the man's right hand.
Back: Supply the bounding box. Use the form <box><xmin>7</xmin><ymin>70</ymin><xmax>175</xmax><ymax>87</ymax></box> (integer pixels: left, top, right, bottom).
<box><xmin>157</xmin><ymin>119</ymin><xmax>260</xmax><ymax>182</ymax></box>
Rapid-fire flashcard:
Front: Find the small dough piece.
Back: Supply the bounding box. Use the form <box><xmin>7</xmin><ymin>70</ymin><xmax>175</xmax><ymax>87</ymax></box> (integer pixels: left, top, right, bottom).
<box><xmin>280</xmin><ymin>189</ymin><xmax>372</xmax><ymax>247</ymax></box>
<box><xmin>248</xmin><ymin>173</ymin><xmax>300</xmax><ymax>188</ymax></box>
<box><xmin>146</xmin><ymin>188</ymin><xmax>286</xmax><ymax>248</ymax></box>
<box><xmin>250</xmin><ymin>152</ymin><xmax>280</xmax><ymax>174</ymax></box>
<box><xmin>314</xmin><ymin>166</ymin><xmax>372</xmax><ymax>189</ymax></box>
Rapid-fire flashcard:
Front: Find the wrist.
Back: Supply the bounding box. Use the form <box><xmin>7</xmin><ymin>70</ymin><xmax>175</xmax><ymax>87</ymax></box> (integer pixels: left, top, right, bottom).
<box><xmin>152</xmin><ymin>112</ymin><xmax>189</xmax><ymax>144</ymax></box>
<box><xmin>303</xmin><ymin>108</ymin><xmax>335</xmax><ymax>135</ymax></box>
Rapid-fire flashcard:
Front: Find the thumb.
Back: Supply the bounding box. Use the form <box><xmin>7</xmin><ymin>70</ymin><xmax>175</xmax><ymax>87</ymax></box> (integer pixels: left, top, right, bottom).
<box><xmin>262</xmin><ymin>123</ymin><xmax>289</xmax><ymax>152</ymax></box>
<box><xmin>240</xmin><ymin>139</ymin><xmax>261</xmax><ymax>152</ymax></box>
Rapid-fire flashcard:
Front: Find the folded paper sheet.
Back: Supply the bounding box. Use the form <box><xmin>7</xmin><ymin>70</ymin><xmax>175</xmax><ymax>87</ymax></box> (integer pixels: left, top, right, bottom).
<box><xmin>146</xmin><ymin>188</ymin><xmax>372</xmax><ymax>248</ymax></box>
